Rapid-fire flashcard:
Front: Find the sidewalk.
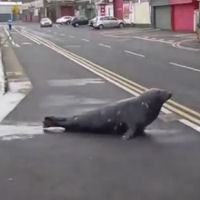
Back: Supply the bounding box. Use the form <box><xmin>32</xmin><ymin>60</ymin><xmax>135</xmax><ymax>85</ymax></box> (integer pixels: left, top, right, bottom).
<box><xmin>0</xmin><ymin>29</ymin><xmax>32</xmax><ymax>122</ymax></box>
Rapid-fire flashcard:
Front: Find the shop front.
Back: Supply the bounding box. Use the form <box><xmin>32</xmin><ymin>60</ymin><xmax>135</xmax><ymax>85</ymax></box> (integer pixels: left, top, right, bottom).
<box><xmin>170</xmin><ymin>0</ymin><xmax>199</xmax><ymax>31</ymax></box>
<box><xmin>151</xmin><ymin>0</ymin><xmax>172</xmax><ymax>30</ymax></box>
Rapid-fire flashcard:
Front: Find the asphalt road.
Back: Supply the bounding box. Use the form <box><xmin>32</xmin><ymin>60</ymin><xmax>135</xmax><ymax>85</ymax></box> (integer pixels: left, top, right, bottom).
<box><xmin>0</xmin><ymin>24</ymin><xmax>200</xmax><ymax>200</ymax></box>
<box><xmin>15</xmin><ymin>23</ymin><xmax>200</xmax><ymax>112</ymax></box>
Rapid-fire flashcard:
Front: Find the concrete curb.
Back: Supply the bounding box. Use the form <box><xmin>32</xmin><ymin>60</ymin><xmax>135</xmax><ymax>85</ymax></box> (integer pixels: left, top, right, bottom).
<box><xmin>0</xmin><ymin>48</ymin><xmax>7</xmax><ymax>96</ymax></box>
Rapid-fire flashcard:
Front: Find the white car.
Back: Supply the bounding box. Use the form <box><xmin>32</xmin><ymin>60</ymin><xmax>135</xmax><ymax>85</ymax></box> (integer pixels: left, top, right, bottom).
<box><xmin>88</xmin><ymin>17</ymin><xmax>97</xmax><ymax>27</ymax></box>
<box><xmin>93</xmin><ymin>16</ymin><xmax>125</xmax><ymax>29</ymax></box>
<box><xmin>40</xmin><ymin>18</ymin><xmax>52</xmax><ymax>27</ymax></box>
<box><xmin>56</xmin><ymin>16</ymin><xmax>73</xmax><ymax>25</ymax></box>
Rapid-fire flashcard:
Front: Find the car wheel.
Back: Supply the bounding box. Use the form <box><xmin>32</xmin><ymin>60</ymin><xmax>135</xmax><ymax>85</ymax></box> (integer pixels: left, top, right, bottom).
<box><xmin>119</xmin><ymin>23</ymin><xmax>124</xmax><ymax>28</ymax></box>
<box><xmin>98</xmin><ymin>24</ymin><xmax>104</xmax><ymax>30</ymax></box>
<box><xmin>75</xmin><ymin>23</ymin><xmax>79</xmax><ymax>27</ymax></box>
<box><xmin>66</xmin><ymin>21</ymin><xmax>70</xmax><ymax>25</ymax></box>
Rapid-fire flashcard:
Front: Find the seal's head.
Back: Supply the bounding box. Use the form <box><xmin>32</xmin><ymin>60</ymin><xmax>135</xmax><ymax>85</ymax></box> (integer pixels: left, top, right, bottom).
<box><xmin>151</xmin><ymin>88</ymin><xmax>172</xmax><ymax>102</ymax></box>
<box><xmin>141</xmin><ymin>88</ymin><xmax>172</xmax><ymax>114</ymax></box>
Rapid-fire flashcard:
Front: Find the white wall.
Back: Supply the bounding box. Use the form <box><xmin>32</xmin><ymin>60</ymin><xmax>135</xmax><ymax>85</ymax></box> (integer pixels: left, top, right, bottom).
<box><xmin>0</xmin><ymin>6</ymin><xmax>12</xmax><ymax>14</ymax></box>
<box><xmin>133</xmin><ymin>2</ymin><xmax>151</xmax><ymax>24</ymax></box>
<box><xmin>0</xmin><ymin>2</ymin><xmax>22</xmax><ymax>14</ymax></box>
<box><xmin>123</xmin><ymin>1</ymin><xmax>133</xmax><ymax>24</ymax></box>
<box><xmin>106</xmin><ymin>4</ymin><xmax>114</xmax><ymax>17</ymax></box>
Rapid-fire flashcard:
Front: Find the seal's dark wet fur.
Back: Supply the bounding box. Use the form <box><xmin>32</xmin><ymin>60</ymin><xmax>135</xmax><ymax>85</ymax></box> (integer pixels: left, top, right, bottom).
<box><xmin>43</xmin><ymin>88</ymin><xmax>172</xmax><ymax>140</ymax></box>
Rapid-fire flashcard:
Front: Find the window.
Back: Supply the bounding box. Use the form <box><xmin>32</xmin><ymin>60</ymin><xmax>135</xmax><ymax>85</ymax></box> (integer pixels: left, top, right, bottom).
<box><xmin>110</xmin><ymin>17</ymin><xmax>117</xmax><ymax>20</ymax></box>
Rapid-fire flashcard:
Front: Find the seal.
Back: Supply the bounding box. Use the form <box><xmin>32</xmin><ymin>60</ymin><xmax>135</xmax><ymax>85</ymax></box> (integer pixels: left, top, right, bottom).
<box><xmin>43</xmin><ymin>88</ymin><xmax>172</xmax><ymax>140</ymax></box>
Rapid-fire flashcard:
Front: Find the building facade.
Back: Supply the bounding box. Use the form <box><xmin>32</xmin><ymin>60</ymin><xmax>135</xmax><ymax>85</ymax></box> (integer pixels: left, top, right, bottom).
<box><xmin>22</xmin><ymin>0</ymin><xmax>44</xmax><ymax>22</ymax></box>
<box><xmin>96</xmin><ymin>0</ymin><xmax>151</xmax><ymax>25</ymax></box>
<box><xmin>170</xmin><ymin>0</ymin><xmax>199</xmax><ymax>31</ymax></box>
<box><xmin>74</xmin><ymin>0</ymin><xmax>96</xmax><ymax>19</ymax></box>
<box><xmin>46</xmin><ymin>0</ymin><xmax>74</xmax><ymax>21</ymax></box>
<box><xmin>151</xmin><ymin>0</ymin><xmax>173</xmax><ymax>30</ymax></box>
<box><xmin>22</xmin><ymin>0</ymin><xmax>75</xmax><ymax>22</ymax></box>
<box><xmin>151</xmin><ymin>0</ymin><xmax>199</xmax><ymax>31</ymax></box>
<box><xmin>21</xmin><ymin>0</ymin><xmax>152</xmax><ymax>24</ymax></box>
<box><xmin>132</xmin><ymin>0</ymin><xmax>151</xmax><ymax>25</ymax></box>
<box><xmin>0</xmin><ymin>1</ymin><xmax>22</xmax><ymax>22</ymax></box>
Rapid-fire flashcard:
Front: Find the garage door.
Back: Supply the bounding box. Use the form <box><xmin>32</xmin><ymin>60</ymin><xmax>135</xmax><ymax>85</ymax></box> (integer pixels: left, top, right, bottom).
<box><xmin>155</xmin><ymin>6</ymin><xmax>172</xmax><ymax>30</ymax></box>
<box><xmin>173</xmin><ymin>4</ymin><xmax>194</xmax><ymax>31</ymax></box>
<box><xmin>61</xmin><ymin>6</ymin><xmax>74</xmax><ymax>16</ymax></box>
<box><xmin>0</xmin><ymin>14</ymin><xmax>11</xmax><ymax>22</ymax></box>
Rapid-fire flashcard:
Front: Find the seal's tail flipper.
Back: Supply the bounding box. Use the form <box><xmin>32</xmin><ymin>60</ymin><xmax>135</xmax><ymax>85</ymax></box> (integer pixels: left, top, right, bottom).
<box><xmin>43</xmin><ymin>116</ymin><xmax>67</xmax><ymax>128</ymax></box>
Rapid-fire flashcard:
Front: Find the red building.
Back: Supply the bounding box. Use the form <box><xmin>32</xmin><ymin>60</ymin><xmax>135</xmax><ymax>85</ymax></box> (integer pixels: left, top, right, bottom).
<box><xmin>170</xmin><ymin>0</ymin><xmax>199</xmax><ymax>31</ymax></box>
<box><xmin>60</xmin><ymin>6</ymin><xmax>74</xmax><ymax>17</ymax></box>
<box><xmin>114</xmin><ymin>0</ymin><xmax>123</xmax><ymax>19</ymax></box>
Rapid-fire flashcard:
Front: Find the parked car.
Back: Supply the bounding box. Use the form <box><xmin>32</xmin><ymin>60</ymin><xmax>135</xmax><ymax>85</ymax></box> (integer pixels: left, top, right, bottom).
<box><xmin>88</xmin><ymin>17</ymin><xmax>97</xmax><ymax>27</ymax></box>
<box><xmin>40</xmin><ymin>18</ymin><xmax>53</xmax><ymax>27</ymax></box>
<box><xmin>71</xmin><ymin>16</ymin><xmax>89</xmax><ymax>27</ymax></box>
<box><xmin>93</xmin><ymin>16</ymin><xmax>125</xmax><ymax>29</ymax></box>
<box><xmin>56</xmin><ymin>16</ymin><xmax>73</xmax><ymax>25</ymax></box>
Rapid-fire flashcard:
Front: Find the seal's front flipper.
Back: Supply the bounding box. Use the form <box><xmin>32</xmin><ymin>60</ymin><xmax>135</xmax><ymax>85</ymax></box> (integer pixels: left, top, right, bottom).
<box><xmin>122</xmin><ymin>127</ymin><xmax>136</xmax><ymax>140</ymax></box>
<box><xmin>43</xmin><ymin>127</ymin><xmax>66</xmax><ymax>134</ymax></box>
<box><xmin>43</xmin><ymin>116</ymin><xmax>67</xmax><ymax>134</ymax></box>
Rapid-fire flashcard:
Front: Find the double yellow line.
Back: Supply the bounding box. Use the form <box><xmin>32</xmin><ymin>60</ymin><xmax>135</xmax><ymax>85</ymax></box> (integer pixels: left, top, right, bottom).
<box><xmin>16</xmin><ymin>28</ymin><xmax>200</xmax><ymax>130</ymax></box>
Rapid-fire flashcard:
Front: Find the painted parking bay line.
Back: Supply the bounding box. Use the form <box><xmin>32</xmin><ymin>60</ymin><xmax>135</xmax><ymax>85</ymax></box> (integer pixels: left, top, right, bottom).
<box><xmin>172</xmin><ymin>39</ymin><xmax>200</xmax><ymax>52</ymax></box>
<box><xmin>3</xmin><ymin>26</ymin><xmax>20</xmax><ymax>47</ymax></box>
<box><xmin>98</xmin><ymin>43</ymin><xmax>111</xmax><ymax>49</ymax></box>
<box><xmin>82</xmin><ymin>38</ymin><xmax>90</xmax><ymax>42</ymax></box>
<box><xmin>169</xmin><ymin>62</ymin><xmax>200</xmax><ymax>73</ymax></box>
<box><xmin>124</xmin><ymin>50</ymin><xmax>145</xmax><ymax>58</ymax></box>
<box><xmin>21</xmin><ymin>42</ymin><xmax>32</xmax><ymax>45</ymax></box>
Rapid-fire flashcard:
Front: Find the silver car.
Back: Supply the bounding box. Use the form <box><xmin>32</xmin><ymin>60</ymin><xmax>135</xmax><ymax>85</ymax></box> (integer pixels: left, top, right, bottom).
<box><xmin>93</xmin><ymin>16</ymin><xmax>125</xmax><ymax>29</ymax></box>
<box><xmin>56</xmin><ymin>16</ymin><xmax>73</xmax><ymax>25</ymax></box>
<box><xmin>40</xmin><ymin>18</ymin><xmax>53</xmax><ymax>27</ymax></box>
<box><xmin>88</xmin><ymin>17</ymin><xmax>97</xmax><ymax>27</ymax></box>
